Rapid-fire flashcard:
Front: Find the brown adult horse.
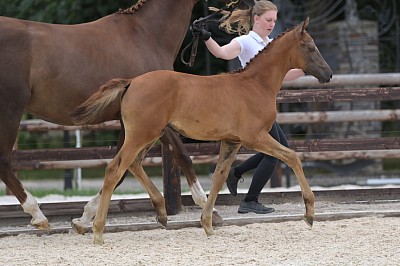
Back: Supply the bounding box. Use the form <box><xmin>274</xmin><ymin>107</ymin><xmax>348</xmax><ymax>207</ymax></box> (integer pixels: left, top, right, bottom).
<box><xmin>71</xmin><ymin>17</ymin><xmax>333</xmax><ymax>244</ymax></box>
<box><xmin>0</xmin><ymin>0</ymin><xmax>216</xmax><ymax>232</ymax></box>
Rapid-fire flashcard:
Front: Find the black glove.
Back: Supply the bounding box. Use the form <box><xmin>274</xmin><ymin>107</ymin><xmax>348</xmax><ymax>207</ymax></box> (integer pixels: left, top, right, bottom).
<box><xmin>190</xmin><ymin>22</ymin><xmax>211</xmax><ymax>42</ymax></box>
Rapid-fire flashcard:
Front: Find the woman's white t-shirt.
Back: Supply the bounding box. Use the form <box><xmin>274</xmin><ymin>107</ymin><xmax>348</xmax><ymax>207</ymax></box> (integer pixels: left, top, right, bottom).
<box><xmin>233</xmin><ymin>31</ymin><xmax>273</xmax><ymax>68</ymax></box>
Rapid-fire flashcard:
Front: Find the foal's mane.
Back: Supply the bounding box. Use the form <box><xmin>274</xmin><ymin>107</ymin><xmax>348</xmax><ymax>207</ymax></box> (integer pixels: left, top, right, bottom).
<box><xmin>116</xmin><ymin>0</ymin><xmax>148</xmax><ymax>14</ymax></box>
<box><xmin>233</xmin><ymin>26</ymin><xmax>294</xmax><ymax>73</ymax></box>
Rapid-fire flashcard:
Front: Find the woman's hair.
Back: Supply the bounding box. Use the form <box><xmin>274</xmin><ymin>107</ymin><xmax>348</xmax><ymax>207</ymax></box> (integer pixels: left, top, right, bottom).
<box><xmin>212</xmin><ymin>0</ymin><xmax>278</xmax><ymax>35</ymax></box>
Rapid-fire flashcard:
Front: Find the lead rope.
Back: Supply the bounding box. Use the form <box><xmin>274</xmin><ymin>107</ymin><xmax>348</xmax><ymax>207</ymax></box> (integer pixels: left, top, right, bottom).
<box><xmin>180</xmin><ymin>33</ymin><xmax>200</xmax><ymax>67</ymax></box>
<box><xmin>180</xmin><ymin>0</ymin><xmax>246</xmax><ymax>67</ymax></box>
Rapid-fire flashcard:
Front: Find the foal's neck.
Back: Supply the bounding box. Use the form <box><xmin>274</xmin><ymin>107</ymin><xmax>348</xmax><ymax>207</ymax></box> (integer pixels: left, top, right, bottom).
<box><xmin>243</xmin><ymin>31</ymin><xmax>297</xmax><ymax>96</ymax></box>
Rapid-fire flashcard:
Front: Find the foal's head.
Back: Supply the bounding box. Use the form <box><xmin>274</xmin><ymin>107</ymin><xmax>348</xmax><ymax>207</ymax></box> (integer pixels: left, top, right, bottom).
<box><xmin>293</xmin><ymin>17</ymin><xmax>333</xmax><ymax>83</ymax></box>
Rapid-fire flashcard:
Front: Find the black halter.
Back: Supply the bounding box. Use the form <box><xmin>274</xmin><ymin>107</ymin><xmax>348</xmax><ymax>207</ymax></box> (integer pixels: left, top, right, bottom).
<box><xmin>180</xmin><ymin>0</ymin><xmax>252</xmax><ymax>67</ymax></box>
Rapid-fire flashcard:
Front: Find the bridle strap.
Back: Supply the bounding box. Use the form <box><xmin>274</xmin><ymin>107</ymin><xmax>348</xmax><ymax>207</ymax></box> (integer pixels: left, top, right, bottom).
<box><xmin>180</xmin><ymin>35</ymin><xmax>200</xmax><ymax>68</ymax></box>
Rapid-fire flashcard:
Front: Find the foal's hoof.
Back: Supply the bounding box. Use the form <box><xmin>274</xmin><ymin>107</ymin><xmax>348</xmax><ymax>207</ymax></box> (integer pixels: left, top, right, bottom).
<box><xmin>200</xmin><ymin>214</ymin><xmax>214</xmax><ymax>236</ymax></box>
<box><xmin>303</xmin><ymin>215</ymin><xmax>314</xmax><ymax>228</ymax></box>
<box><xmin>31</xmin><ymin>218</ymin><xmax>51</xmax><ymax>231</ymax></box>
<box><xmin>71</xmin><ymin>219</ymin><xmax>87</xmax><ymax>235</ymax></box>
<box><xmin>93</xmin><ymin>234</ymin><xmax>104</xmax><ymax>245</ymax></box>
<box><xmin>203</xmin><ymin>226</ymin><xmax>215</xmax><ymax>237</ymax></box>
<box><xmin>157</xmin><ymin>215</ymin><xmax>168</xmax><ymax>228</ymax></box>
<box><xmin>212</xmin><ymin>210</ymin><xmax>224</xmax><ymax>227</ymax></box>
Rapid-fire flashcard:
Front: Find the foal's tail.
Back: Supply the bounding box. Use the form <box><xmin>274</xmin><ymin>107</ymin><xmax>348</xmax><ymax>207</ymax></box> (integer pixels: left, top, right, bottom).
<box><xmin>70</xmin><ymin>78</ymin><xmax>131</xmax><ymax>125</ymax></box>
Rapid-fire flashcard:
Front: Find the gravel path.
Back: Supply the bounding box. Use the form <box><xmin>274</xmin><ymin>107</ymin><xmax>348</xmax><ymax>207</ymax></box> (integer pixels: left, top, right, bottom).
<box><xmin>1</xmin><ymin>197</ymin><xmax>400</xmax><ymax>265</ymax></box>
<box><xmin>1</xmin><ymin>215</ymin><xmax>399</xmax><ymax>266</ymax></box>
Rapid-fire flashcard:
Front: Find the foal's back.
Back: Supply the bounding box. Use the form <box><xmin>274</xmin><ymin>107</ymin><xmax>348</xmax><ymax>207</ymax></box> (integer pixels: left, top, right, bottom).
<box><xmin>122</xmin><ymin>70</ymin><xmax>277</xmax><ymax>141</ymax></box>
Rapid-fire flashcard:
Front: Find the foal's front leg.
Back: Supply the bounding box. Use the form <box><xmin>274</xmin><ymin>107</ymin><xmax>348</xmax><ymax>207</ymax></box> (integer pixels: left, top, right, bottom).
<box><xmin>201</xmin><ymin>141</ymin><xmax>241</xmax><ymax>236</ymax></box>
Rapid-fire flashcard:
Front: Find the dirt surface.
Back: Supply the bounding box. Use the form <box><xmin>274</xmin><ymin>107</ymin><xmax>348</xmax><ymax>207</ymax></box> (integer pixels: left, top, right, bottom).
<box><xmin>2</xmin><ymin>182</ymin><xmax>400</xmax><ymax>265</ymax></box>
<box><xmin>0</xmin><ymin>216</ymin><xmax>399</xmax><ymax>265</ymax></box>
<box><xmin>1</xmin><ymin>198</ymin><xmax>400</xmax><ymax>265</ymax></box>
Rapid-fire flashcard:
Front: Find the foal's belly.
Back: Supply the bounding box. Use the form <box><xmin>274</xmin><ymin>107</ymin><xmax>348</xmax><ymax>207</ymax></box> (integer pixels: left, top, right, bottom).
<box><xmin>169</xmin><ymin>120</ymin><xmax>238</xmax><ymax>142</ymax></box>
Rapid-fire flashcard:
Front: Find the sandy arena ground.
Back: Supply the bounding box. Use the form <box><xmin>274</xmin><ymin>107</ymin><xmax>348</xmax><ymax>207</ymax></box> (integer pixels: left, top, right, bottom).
<box><xmin>1</xmin><ymin>181</ymin><xmax>400</xmax><ymax>265</ymax></box>
<box><xmin>1</xmin><ymin>195</ymin><xmax>400</xmax><ymax>266</ymax></box>
<box><xmin>0</xmin><ymin>216</ymin><xmax>399</xmax><ymax>266</ymax></box>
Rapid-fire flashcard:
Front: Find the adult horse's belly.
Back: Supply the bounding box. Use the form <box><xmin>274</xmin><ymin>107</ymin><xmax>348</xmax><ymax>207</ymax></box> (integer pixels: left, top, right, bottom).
<box><xmin>24</xmin><ymin>82</ymin><xmax>113</xmax><ymax>125</ymax></box>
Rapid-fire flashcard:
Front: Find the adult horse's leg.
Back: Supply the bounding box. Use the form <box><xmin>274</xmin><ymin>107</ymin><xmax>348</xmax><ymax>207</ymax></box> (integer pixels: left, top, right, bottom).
<box><xmin>247</xmin><ymin>133</ymin><xmax>315</xmax><ymax>226</ymax></box>
<box><xmin>160</xmin><ymin>127</ymin><xmax>223</xmax><ymax>225</ymax></box>
<box><xmin>0</xmin><ymin>103</ymin><xmax>50</xmax><ymax>229</ymax></box>
<box><xmin>201</xmin><ymin>141</ymin><xmax>241</xmax><ymax>236</ymax></box>
<box><xmin>71</xmin><ymin>191</ymin><xmax>100</xmax><ymax>234</ymax></box>
<box><xmin>160</xmin><ymin>128</ymin><xmax>201</xmax><ymax>200</ymax></box>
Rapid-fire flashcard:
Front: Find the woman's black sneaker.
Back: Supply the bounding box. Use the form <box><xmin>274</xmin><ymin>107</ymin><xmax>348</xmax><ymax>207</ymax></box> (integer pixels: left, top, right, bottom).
<box><xmin>226</xmin><ymin>167</ymin><xmax>242</xmax><ymax>196</ymax></box>
<box><xmin>238</xmin><ymin>200</ymin><xmax>275</xmax><ymax>214</ymax></box>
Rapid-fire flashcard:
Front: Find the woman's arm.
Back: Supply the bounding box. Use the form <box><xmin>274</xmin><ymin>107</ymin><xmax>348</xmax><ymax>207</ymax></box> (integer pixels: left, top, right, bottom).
<box><xmin>204</xmin><ymin>38</ymin><xmax>241</xmax><ymax>60</ymax></box>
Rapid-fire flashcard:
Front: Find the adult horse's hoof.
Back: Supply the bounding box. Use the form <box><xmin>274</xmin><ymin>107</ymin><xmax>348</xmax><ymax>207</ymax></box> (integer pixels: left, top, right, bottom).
<box><xmin>31</xmin><ymin>218</ymin><xmax>50</xmax><ymax>231</ymax></box>
<box><xmin>304</xmin><ymin>215</ymin><xmax>314</xmax><ymax>228</ymax></box>
<box><xmin>71</xmin><ymin>219</ymin><xmax>87</xmax><ymax>235</ymax></box>
<box><xmin>212</xmin><ymin>210</ymin><xmax>224</xmax><ymax>227</ymax></box>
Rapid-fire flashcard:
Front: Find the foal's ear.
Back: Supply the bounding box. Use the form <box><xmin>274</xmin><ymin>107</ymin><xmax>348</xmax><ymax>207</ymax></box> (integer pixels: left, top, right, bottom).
<box><xmin>295</xmin><ymin>17</ymin><xmax>310</xmax><ymax>37</ymax></box>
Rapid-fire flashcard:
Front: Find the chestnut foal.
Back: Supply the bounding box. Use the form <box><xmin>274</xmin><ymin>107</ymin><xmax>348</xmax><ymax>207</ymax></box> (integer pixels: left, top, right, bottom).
<box><xmin>72</xmin><ymin>17</ymin><xmax>332</xmax><ymax>244</ymax></box>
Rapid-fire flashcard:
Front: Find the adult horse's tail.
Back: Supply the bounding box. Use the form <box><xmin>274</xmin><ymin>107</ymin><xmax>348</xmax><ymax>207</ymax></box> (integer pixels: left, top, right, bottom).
<box><xmin>70</xmin><ymin>78</ymin><xmax>131</xmax><ymax>125</ymax></box>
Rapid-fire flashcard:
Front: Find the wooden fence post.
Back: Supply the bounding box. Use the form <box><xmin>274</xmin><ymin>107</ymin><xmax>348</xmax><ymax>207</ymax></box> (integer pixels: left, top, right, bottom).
<box><xmin>162</xmin><ymin>144</ymin><xmax>182</xmax><ymax>215</ymax></box>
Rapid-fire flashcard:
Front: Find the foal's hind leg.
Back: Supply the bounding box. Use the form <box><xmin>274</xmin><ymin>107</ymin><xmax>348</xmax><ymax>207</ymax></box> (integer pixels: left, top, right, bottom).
<box><xmin>72</xmin><ymin>126</ymin><xmax>127</xmax><ymax>234</ymax></box>
<box><xmin>128</xmin><ymin>143</ymin><xmax>167</xmax><ymax>227</ymax></box>
<box><xmin>92</xmin><ymin>141</ymin><xmax>141</xmax><ymax>245</ymax></box>
<box><xmin>201</xmin><ymin>141</ymin><xmax>241</xmax><ymax>236</ymax></box>
<box><xmin>160</xmin><ymin>127</ymin><xmax>223</xmax><ymax>225</ymax></box>
<box><xmin>245</xmin><ymin>133</ymin><xmax>315</xmax><ymax>226</ymax></box>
